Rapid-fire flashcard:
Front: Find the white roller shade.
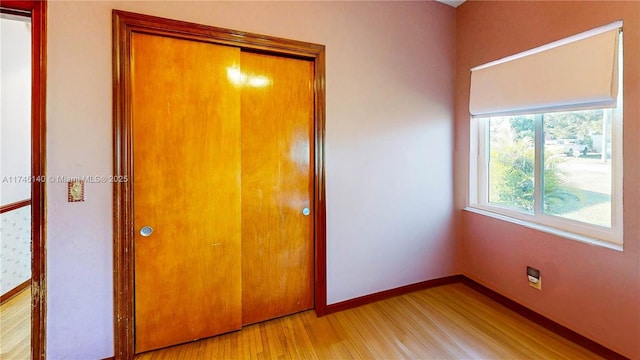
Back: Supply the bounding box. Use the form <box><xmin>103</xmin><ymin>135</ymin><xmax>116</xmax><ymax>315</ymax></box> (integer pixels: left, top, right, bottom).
<box><xmin>469</xmin><ymin>21</ymin><xmax>622</xmax><ymax>118</ymax></box>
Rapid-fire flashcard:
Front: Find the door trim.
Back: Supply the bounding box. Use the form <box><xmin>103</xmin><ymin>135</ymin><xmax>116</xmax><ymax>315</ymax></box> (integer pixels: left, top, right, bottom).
<box><xmin>0</xmin><ymin>0</ymin><xmax>47</xmax><ymax>359</ymax></box>
<box><xmin>0</xmin><ymin>1</ymin><xmax>47</xmax><ymax>358</ymax></box>
<box><xmin>112</xmin><ymin>10</ymin><xmax>326</xmax><ymax>358</ymax></box>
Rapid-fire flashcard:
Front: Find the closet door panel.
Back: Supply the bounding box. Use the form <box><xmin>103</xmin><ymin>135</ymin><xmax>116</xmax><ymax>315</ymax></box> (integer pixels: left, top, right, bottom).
<box><xmin>132</xmin><ymin>32</ymin><xmax>242</xmax><ymax>353</ymax></box>
<box><xmin>241</xmin><ymin>52</ymin><xmax>315</xmax><ymax>325</ymax></box>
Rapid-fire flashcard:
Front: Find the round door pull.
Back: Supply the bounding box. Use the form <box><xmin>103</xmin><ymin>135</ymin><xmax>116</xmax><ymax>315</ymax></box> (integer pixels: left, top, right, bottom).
<box><xmin>302</xmin><ymin>207</ymin><xmax>311</xmax><ymax>216</ymax></box>
<box><xmin>140</xmin><ymin>226</ymin><xmax>153</xmax><ymax>237</ymax></box>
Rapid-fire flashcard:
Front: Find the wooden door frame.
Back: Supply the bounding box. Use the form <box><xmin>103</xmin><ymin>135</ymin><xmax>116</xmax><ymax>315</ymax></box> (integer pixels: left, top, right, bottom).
<box><xmin>112</xmin><ymin>10</ymin><xmax>326</xmax><ymax>358</ymax></box>
<box><xmin>0</xmin><ymin>1</ymin><xmax>47</xmax><ymax>359</ymax></box>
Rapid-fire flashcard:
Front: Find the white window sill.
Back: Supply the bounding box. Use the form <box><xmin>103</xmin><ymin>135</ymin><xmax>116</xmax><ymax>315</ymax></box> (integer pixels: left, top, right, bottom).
<box><xmin>463</xmin><ymin>206</ymin><xmax>623</xmax><ymax>252</ymax></box>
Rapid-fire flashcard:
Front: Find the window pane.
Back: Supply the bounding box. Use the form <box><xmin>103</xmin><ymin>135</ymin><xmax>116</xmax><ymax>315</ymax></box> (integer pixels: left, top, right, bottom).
<box><xmin>488</xmin><ymin>115</ymin><xmax>535</xmax><ymax>213</ymax></box>
<box><xmin>542</xmin><ymin>110</ymin><xmax>611</xmax><ymax>228</ymax></box>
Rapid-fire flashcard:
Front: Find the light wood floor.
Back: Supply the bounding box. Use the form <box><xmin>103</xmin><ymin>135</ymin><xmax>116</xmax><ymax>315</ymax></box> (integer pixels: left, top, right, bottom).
<box><xmin>0</xmin><ymin>287</ymin><xmax>30</xmax><ymax>359</ymax></box>
<box><xmin>137</xmin><ymin>283</ymin><xmax>602</xmax><ymax>359</ymax></box>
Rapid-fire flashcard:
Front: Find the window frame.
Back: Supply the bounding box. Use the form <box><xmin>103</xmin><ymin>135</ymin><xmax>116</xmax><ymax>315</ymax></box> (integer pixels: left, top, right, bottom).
<box><xmin>468</xmin><ymin>104</ymin><xmax>623</xmax><ymax>248</ymax></box>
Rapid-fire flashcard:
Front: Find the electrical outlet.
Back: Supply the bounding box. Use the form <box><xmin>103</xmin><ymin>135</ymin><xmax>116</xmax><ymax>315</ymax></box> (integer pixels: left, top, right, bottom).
<box><xmin>527</xmin><ymin>266</ymin><xmax>541</xmax><ymax>290</ymax></box>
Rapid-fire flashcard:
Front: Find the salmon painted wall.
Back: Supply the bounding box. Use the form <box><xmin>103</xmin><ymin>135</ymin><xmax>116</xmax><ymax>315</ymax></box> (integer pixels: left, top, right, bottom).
<box><xmin>46</xmin><ymin>1</ymin><xmax>457</xmax><ymax>358</ymax></box>
<box><xmin>455</xmin><ymin>1</ymin><xmax>640</xmax><ymax>358</ymax></box>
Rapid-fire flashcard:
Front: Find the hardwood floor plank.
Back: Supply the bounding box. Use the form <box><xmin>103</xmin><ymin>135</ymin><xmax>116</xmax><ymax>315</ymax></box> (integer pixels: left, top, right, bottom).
<box><xmin>0</xmin><ymin>281</ymin><xmax>609</xmax><ymax>360</ymax></box>
<box><xmin>136</xmin><ymin>284</ymin><xmax>604</xmax><ymax>359</ymax></box>
<box><xmin>0</xmin><ymin>286</ymin><xmax>30</xmax><ymax>360</ymax></box>
<box><xmin>417</xmin><ymin>285</ymin><xmax>600</xmax><ymax>359</ymax></box>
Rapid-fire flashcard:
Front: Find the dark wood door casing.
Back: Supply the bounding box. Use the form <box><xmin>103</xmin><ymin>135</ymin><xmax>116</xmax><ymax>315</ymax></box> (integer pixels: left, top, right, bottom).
<box><xmin>0</xmin><ymin>1</ymin><xmax>47</xmax><ymax>359</ymax></box>
<box><xmin>112</xmin><ymin>10</ymin><xmax>326</xmax><ymax>359</ymax></box>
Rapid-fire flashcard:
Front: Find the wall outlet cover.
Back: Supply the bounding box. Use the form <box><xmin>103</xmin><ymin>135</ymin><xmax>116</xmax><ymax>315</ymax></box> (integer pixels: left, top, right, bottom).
<box><xmin>68</xmin><ymin>180</ymin><xmax>85</xmax><ymax>202</ymax></box>
<box><xmin>527</xmin><ymin>266</ymin><xmax>541</xmax><ymax>290</ymax></box>
<box><xmin>529</xmin><ymin>277</ymin><xmax>542</xmax><ymax>290</ymax></box>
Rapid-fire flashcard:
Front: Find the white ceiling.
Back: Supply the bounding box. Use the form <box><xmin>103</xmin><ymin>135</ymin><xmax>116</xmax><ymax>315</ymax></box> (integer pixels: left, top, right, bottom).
<box><xmin>435</xmin><ymin>0</ymin><xmax>466</xmax><ymax>8</ymax></box>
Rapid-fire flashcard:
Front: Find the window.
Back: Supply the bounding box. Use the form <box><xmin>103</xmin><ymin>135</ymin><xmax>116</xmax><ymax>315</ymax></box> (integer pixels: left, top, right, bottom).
<box><xmin>468</xmin><ymin>22</ymin><xmax>623</xmax><ymax>247</ymax></box>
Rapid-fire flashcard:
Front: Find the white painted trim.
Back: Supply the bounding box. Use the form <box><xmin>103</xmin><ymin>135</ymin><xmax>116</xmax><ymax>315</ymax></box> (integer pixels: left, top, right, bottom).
<box><xmin>464</xmin><ymin>206</ymin><xmax>623</xmax><ymax>252</ymax></box>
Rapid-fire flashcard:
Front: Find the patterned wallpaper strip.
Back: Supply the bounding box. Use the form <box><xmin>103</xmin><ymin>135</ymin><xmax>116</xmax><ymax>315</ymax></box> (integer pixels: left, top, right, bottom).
<box><xmin>1</xmin><ymin>205</ymin><xmax>31</xmax><ymax>295</ymax></box>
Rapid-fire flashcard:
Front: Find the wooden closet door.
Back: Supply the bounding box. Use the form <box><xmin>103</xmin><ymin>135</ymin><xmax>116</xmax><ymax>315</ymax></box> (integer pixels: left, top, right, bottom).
<box><xmin>240</xmin><ymin>52</ymin><xmax>315</xmax><ymax>325</ymax></box>
<box><xmin>131</xmin><ymin>33</ymin><xmax>242</xmax><ymax>353</ymax></box>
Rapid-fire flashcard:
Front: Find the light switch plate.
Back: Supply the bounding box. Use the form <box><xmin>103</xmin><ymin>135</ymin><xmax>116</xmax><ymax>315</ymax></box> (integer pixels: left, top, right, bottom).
<box><xmin>68</xmin><ymin>180</ymin><xmax>85</xmax><ymax>202</ymax></box>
